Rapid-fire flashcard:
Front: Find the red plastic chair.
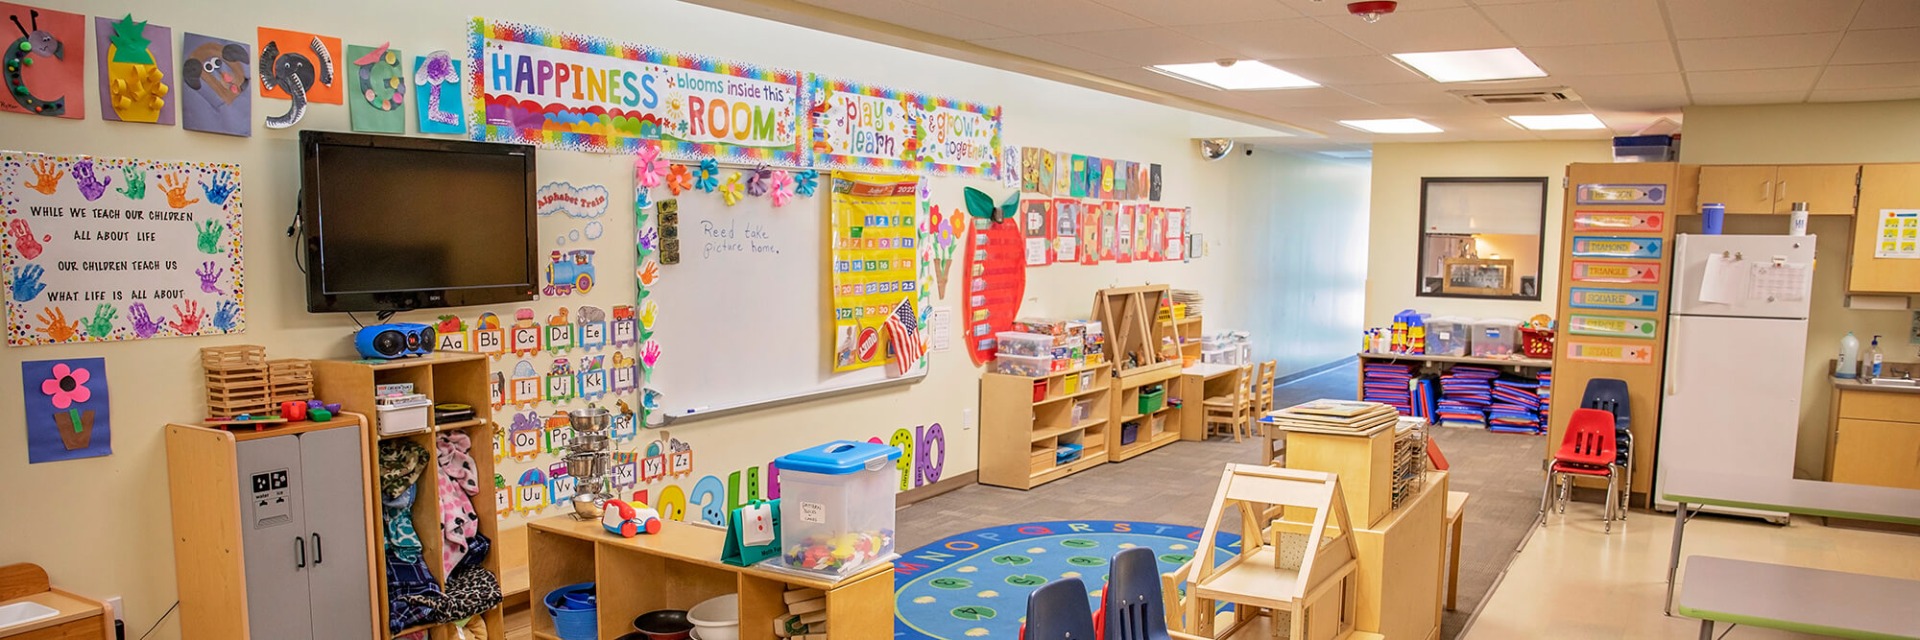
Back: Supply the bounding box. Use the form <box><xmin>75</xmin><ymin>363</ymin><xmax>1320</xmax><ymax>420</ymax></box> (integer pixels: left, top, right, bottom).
<box><xmin>1539</xmin><ymin>408</ymin><xmax>1623</xmax><ymax>532</ymax></box>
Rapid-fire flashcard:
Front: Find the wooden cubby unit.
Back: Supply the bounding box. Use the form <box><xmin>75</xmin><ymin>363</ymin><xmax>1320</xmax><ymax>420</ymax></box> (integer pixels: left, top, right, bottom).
<box><xmin>528</xmin><ymin>517</ymin><xmax>895</xmax><ymax>640</ymax></box>
<box><xmin>1109</xmin><ymin>361</ymin><xmax>1184</xmax><ymax>462</ymax></box>
<box><xmin>312</xmin><ymin>352</ymin><xmax>504</xmax><ymax>639</ymax></box>
<box><xmin>980</xmin><ymin>362</ymin><xmax>1115</xmax><ymax>489</ymax></box>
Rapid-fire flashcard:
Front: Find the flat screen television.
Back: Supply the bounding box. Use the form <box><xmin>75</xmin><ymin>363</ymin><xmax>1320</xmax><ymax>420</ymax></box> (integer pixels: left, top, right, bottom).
<box><xmin>299</xmin><ymin>131</ymin><xmax>538</xmax><ymax>313</ymax></box>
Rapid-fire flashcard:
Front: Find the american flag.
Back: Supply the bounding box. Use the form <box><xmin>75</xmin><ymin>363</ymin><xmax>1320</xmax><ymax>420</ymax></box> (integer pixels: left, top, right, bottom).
<box><xmin>885</xmin><ymin>298</ymin><xmax>923</xmax><ymax>376</ymax></box>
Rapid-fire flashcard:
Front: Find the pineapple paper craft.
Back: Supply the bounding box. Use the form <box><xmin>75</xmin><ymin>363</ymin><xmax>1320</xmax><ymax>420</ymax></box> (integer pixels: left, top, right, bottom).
<box><xmin>97</xmin><ymin>14</ymin><xmax>171</xmax><ymax>124</ymax></box>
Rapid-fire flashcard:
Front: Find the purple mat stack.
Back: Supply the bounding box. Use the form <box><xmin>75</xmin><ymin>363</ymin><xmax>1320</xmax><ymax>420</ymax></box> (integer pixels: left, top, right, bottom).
<box><xmin>1436</xmin><ymin>365</ymin><xmax>1498</xmax><ymax>428</ymax></box>
<box><xmin>1489</xmin><ymin>375</ymin><xmax>1545</xmax><ymax>434</ymax></box>
<box><xmin>1362</xmin><ymin>362</ymin><xmax>1414</xmax><ymax>415</ymax></box>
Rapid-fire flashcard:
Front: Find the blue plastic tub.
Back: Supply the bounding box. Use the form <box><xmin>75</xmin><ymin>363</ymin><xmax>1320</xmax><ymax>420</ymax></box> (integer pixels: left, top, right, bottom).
<box><xmin>543</xmin><ymin>582</ymin><xmax>597</xmax><ymax>640</ymax></box>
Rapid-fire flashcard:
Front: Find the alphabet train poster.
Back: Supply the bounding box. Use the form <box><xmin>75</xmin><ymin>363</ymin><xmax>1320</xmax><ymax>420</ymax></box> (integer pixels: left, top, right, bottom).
<box><xmin>3</xmin><ymin>151</ymin><xmax>245</xmax><ymax>346</ymax></box>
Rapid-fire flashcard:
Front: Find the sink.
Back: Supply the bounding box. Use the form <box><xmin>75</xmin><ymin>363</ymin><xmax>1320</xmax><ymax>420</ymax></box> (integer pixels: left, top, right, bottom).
<box><xmin>0</xmin><ymin>601</ymin><xmax>58</xmax><ymax>629</ymax></box>
<box><xmin>1870</xmin><ymin>378</ymin><xmax>1919</xmax><ymax>387</ymax></box>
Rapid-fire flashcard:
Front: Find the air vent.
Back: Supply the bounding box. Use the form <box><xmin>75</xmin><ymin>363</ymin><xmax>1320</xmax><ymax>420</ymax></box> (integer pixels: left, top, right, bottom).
<box><xmin>1452</xmin><ymin>87</ymin><xmax>1582</xmax><ymax>105</ymax></box>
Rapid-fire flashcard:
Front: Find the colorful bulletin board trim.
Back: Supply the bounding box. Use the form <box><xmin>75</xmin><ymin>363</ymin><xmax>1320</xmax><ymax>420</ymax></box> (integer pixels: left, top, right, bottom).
<box><xmin>807</xmin><ymin>75</ymin><xmax>1001</xmax><ymax>178</ymax></box>
<box><xmin>1575</xmin><ymin>183</ymin><xmax>1666</xmax><ymax>206</ymax></box>
<box><xmin>21</xmin><ymin>357</ymin><xmax>110</xmax><ymax>463</ymax></box>
<box><xmin>1572</xmin><ymin>210</ymin><xmax>1663</xmax><ymax>232</ymax></box>
<box><xmin>1568</xmin><ymin>287</ymin><xmax>1659</xmax><ymax>312</ymax></box>
<box><xmin>1571</xmin><ymin>236</ymin><xmax>1663</xmax><ymax>259</ymax></box>
<box><xmin>1570</xmin><ymin>259</ymin><xmax>1660</xmax><ymax>284</ymax></box>
<box><xmin>1567</xmin><ymin>340</ymin><xmax>1654</xmax><ymax>365</ymax></box>
<box><xmin>830</xmin><ymin>172</ymin><xmax>920</xmax><ymax>373</ymax></box>
<box><xmin>1</xmin><ymin>2</ymin><xmax>86</xmax><ymax>119</ymax></box>
<box><xmin>1567</xmin><ymin>314</ymin><xmax>1658</xmax><ymax>340</ymax></box>
<box><xmin>469</xmin><ymin>18</ymin><xmax>805</xmax><ymax>163</ymax></box>
<box><xmin>3</xmin><ymin>152</ymin><xmax>245</xmax><ymax>346</ymax></box>
<box><xmin>893</xmin><ymin>521</ymin><xmax>1239</xmax><ymax>640</ymax></box>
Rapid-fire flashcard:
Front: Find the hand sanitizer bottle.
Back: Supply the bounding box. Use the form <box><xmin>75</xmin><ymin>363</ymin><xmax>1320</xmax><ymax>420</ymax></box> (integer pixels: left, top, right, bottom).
<box><xmin>1837</xmin><ymin>332</ymin><xmax>1859</xmax><ymax>379</ymax></box>
<box><xmin>1870</xmin><ymin>335</ymin><xmax>1885</xmax><ymax>379</ymax></box>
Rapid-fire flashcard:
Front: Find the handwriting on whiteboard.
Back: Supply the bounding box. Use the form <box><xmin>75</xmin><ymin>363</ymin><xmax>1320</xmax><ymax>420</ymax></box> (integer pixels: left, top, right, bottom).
<box><xmin>698</xmin><ymin>219</ymin><xmax>781</xmax><ymax>259</ymax></box>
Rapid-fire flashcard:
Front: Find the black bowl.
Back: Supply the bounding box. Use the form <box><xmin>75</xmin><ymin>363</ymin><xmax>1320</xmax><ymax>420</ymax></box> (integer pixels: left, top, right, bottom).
<box><xmin>633</xmin><ymin>609</ymin><xmax>693</xmax><ymax>639</ymax></box>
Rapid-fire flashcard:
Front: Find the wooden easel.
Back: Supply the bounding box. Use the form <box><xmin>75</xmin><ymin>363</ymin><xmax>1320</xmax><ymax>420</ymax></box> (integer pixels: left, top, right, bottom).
<box><xmin>1093</xmin><ymin>284</ymin><xmax>1171</xmax><ymax>372</ymax></box>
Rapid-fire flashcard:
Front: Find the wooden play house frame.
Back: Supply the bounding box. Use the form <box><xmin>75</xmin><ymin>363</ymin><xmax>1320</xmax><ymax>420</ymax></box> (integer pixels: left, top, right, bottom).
<box><xmin>1168</xmin><ymin>464</ymin><xmax>1360</xmax><ymax>640</ymax></box>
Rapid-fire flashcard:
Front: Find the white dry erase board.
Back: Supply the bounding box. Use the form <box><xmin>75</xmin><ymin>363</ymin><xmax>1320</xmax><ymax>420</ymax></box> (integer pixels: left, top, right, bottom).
<box><xmin>647</xmin><ymin>182</ymin><xmax>925</xmax><ymax>424</ymax></box>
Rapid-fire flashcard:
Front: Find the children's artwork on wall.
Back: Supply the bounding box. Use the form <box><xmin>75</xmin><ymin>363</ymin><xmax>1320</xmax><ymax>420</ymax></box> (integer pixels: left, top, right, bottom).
<box><xmin>256</xmin><ymin>27</ymin><xmax>341</xmax><ymax>128</ymax></box>
<box><xmin>346</xmin><ymin>43</ymin><xmax>404</xmax><ymax>133</ymax></box>
<box><xmin>412</xmin><ymin>50</ymin><xmax>463</xmax><ymax>134</ymax></box>
<box><xmin>1099</xmin><ymin>201</ymin><xmax>1118</xmax><ymax>260</ymax></box>
<box><xmin>923</xmin><ymin>204</ymin><xmax>959</xmax><ymax>299</ymax></box>
<box><xmin>829</xmin><ymin>172</ymin><xmax>921</xmax><ymax>372</ymax></box>
<box><xmin>21</xmin><ymin>357</ymin><xmax>109</xmax><ymax>463</ymax></box>
<box><xmin>1020</xmin><ymin>198</ymin><xmax>1052</xmax><ymax>267</ymax></box>
<box><xmin>1051</xmin><ymin>198</ymin><xmax>1078</xmax><ymax>263</ymax></box>
<box><xmin>959</xmin><ymin>186</ymin><xmax>1025</xmax><ymax>366</ymax></box>
<box><xmin>1149</xmin><ymin>163</ymin><xmax>1163</xmax><ymax>201</ymax></box>
<box><xmin>1019</xmin><ymin>148</ymin><xmax>1044</xmax><ymax>193</ymax></box>
<box><xmin>1000</xmin><ymin>145</ymin><xmax>1020</xmax><ymax>189</ymax></box>
<box><xmin>1</xmin><ymin>3</ymin><xmax>84</xmax><ymax>119</ymax></box>
<box><xmin>1114</xmin><ymin>204</ymin><xmax>1132</xmax><ymax>263</ymax></box>
<box><xmin>3</xmin><ymin>152</ymin><xmax>245</xmax><ymax>346</ymax></box>
<box><xmin>1078</xmin><ymin>203</ymin><xmax>1100</xmax><ymax>265</ymax></box>
<box><xmin>179</xmin><ymin>33</ymin><xmax>251</xmax><ymax>137</ymax></box>
<box><xmin>94</xmin><ymin>15</ymin><xmax>173</xmax><ymax>125</ymax></box>
<box><xmin>1133</xmin><ymin>204</ymin><xmax>1150</xmax><ymax>261</ymax></box>
<box><xmin>1165</xmin><ymin>207</ymin><xmax>1184</xmax><ymax>261</ymax></box>
<box><xmin>471</xmin><ymin>18</ymin><xmax>804</xmax><ymax>161</ymax></box>
<box><xmin>805</xmin><ymin>75</ymin><xmax>1002</xmax><ymax>177</ymax></box>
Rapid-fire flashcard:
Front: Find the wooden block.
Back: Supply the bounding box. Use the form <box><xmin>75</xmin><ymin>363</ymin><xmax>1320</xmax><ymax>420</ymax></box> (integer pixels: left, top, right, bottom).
<box><xmin>783</xmin><ymin>587</ymin><xmax>825</xmax><ymax>604</ymax></box>
<box><xmin>789</xmin><ymin>594</ymin><xmax>827</xmax><ymax>614</ymax></box>
<box><xmin>799</xmin><ymin>609</ymin><xmax>827</xmax><ymax>625</ymax></box>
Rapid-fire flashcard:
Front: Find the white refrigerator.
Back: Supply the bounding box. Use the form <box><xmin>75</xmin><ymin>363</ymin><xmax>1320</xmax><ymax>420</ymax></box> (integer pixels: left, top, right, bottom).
<box><xmin>1655</xmin><ymin>234</ymin><xmax>1816</xmax><ymax>522</ymax></box>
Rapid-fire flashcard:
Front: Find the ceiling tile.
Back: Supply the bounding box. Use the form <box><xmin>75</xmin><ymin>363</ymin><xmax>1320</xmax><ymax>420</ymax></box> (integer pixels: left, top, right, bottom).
<box><xmin>1393</xmin><ymin>101</ymin><xmax>1502</xmax><ymax>118</ymax></box>
<box><xmin>1686</xmin><ymin>66</ymin><xmax>1823</xmax><ymax>94</ymax></box>
<box><xmin>1808</xmin><ymin>86</ymin><xmax>1920</xmax><ymax>102</ymax></box>
<box><xmin>1688</xmin><ymin>90</ymin><xmax>1810</xmax><ymax>105</ymax></box>
<box><xmin>1579</xmin><ymin>88</ymin><xmax>1691</xmax><ymax>112</ymax></box>
<box><xmin>972</xmin><ymin>36</ymin><xmax>1130</xmax><ymax>69</ymax></box>
<box><xmin>1046</xmin><ymin>28</ymin><xmax>1236</xmax><ymax>65</ymax></box>
<box><xmin>796</xmin><ymin>0</ymin><xmax>1020</xmax><ymax>40</ymax></box>
<box><xmin>1334</xmin><ymin>82</ymin><xmax>1463</xmax><ymax>104</ymax></box>
<box><xmin>1852</xmin><ymin>0</ymin><xmax>1920</xmax><ymax>29</ymax></box>
<box><xmin>1525</xmin><ymin>42</ymin><xmax>1681</xmax><ymax>76</ymax></box>
<box><xmin>1318</xmin><ymin>7</ymin><xmax>1515</xmax><ymax>53</ymax></box>
<box><xmin>1816</xmin><ymin>61</ymin><xmax>1920</xmax><ymax>90</ymax></box>
<box><xmin>1092</xmin><ymin>0</ymin><xmax>1302</xmax><ymax>26</ymax></box>
<box><xmin>1215</xmin><ymin>87</ymin><xmax>1379</xmax><ymax>110</ymax></box>
<box><xmin>1559</xmin><ymin>73</ymin><xmax>1687</xmax><ymax>97</ymax></box>
<box><xmin>1288</xmin><ymin>104</ymin><xmax>1421</xmax><ymax>121</ymax></box>
<box><xmin>1089</xmin><ymin>66</ymin><xmax>1231</xmax><ymax>96</ymax></box>
<box><xmin>1830</xmin><ymin>27</ymin><xmax>1920</xmax><ymax>65</ymax></box>
<box><xmin>1665</xmin><ymin>0</ymin><xmax>1861</xmax><ymax>39</ymax></box>
<box><xmin>1272</xmin><ymin>56</ymin><xmax>1428</xmax><ymax>85</ymax></box>
<box><xmin>1176</xmin><ymin>18</ymin><xmax>1373</xmax><ymax>60</ymax></box>
<box><xmin>914</xmin><ymin>0</ymin><xmax>1153</xmax><ymax>35</ymax></box>
<box><xmin>1479</xmin><ymin>0</ymin><xmax>1668</xmax><ymax>47</ymax></box>
<box><xmin>1676</xmin><ymin>33</ymin><xmax>1844</xmax><ymax>72</ymax></box>
<box><xmin>1276</xmin><ymin>0</ymin><xmax>1471</xmax><ymax>17</ymax></box>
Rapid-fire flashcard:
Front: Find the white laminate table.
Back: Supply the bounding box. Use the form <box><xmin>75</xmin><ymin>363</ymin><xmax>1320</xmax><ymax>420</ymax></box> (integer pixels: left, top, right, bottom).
<box><xmin>1678</xmin><ymin>556</ymin><xmax>1920</xmax><ymax>640</ymax></box>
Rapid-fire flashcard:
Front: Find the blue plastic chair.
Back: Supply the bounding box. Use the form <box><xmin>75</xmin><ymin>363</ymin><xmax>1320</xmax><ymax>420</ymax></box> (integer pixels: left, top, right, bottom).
<box><xmin>1102</xmin><ymin>547</ymin><xmax>1172</xmax><ymax>640</ymax></box>
<box><xmin>1581</xmin><ymin>378</ymin><xmax>1633</xmax><ymax>517</ymax></box>
<box><xmin>1024</xmin><ymin>577</ymin><xmax>1097</xmax><ymax>640</ymax></box>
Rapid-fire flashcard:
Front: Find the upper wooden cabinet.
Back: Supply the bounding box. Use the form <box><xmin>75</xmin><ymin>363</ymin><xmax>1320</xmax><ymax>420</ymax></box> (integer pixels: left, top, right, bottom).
<box><xmin>1697</xmin><ymin>164</ymin><xmax>1859</xmax><ymax>215</ymax></box>
<box><xmin>1849</xmin><ymin>163</ymin><xmax>1920</xmax><ymax>294</ymax></box>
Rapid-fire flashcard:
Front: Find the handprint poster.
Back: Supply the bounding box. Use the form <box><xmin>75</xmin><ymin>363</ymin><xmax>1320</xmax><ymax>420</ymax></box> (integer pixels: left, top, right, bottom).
<box><xmin>2</xmin><ymin>151</ymin><xmax>244</xmax><ymax>346</ymax></box>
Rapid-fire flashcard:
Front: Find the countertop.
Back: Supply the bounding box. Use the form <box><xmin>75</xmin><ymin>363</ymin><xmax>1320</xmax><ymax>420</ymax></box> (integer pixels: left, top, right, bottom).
<box><xmin>1832</xmin><ymin>376</ymin><xmax>1920</xmax><ymax>395</ymax></box>
<box><xmin>0</xmin><ymin>590</ymin><xmax>106</xmax><ymax>638</ymax></box>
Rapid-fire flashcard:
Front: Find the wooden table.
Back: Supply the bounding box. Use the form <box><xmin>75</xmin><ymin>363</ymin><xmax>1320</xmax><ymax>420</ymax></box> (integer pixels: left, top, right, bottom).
<box><xmin>1443</xmin><ymin>491</ymin><xmax>1470</xmax><ymax>611</ymax></box>
<box><xmin>1178</xmin><ymin>362</ymin><xmax>1247</xmax><ymax>441</ymax></box>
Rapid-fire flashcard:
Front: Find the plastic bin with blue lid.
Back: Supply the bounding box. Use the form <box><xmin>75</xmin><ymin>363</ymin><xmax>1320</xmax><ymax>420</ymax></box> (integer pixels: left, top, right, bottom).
<box><xmin>772</xmin><ymin>440</ymin><xmax>903</xmax><ymax>578</ymax></box>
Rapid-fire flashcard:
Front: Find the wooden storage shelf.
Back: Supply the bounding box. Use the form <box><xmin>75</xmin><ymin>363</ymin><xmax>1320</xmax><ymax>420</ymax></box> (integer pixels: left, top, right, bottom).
<box><xmin>982</xmin><ymin>363</ymin><xmax>1116</xmax><ymax>489</ymax></box>
<box><xmin>528</xmin><ymin>517</ymin><xmax>894</xmax><ymax>640</ymax></box>
<box><xmin>1033</xmin><ymin>418</ymin><xmax>1106</xmax><ymax>442</ymax></box>
<box><xmin>1037</xmin><ymin>385</ymin><xmax>1111</xmax><ymax>404</ymax></box>
<box><xmin>1109</xmin><ymin>361</ymin><xmax>1183</xmax><ymax>462</ymax></box>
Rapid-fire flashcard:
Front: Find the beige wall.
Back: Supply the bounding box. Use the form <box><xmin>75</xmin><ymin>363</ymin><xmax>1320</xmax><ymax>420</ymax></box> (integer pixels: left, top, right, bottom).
<box><xmin>1680</xmin><ymin>100</ymin><xmax>1920</xmax><ymax>479</ymax></box>
<box><xmin>1364</xmin><ymin>141</ymin><xmax>1612</xmax><ymax>326</ymax></box>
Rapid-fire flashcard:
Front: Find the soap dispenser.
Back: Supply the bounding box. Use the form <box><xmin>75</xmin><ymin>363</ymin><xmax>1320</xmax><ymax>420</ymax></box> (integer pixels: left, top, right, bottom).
<box><xmin>1869</xmin><ymin>335</ymin><xmax>1884</xmax><ymax>379</ymax></box>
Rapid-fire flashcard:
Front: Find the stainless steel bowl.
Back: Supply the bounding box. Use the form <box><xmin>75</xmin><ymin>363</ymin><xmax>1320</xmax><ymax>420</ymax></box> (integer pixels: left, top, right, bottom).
<box><xmin>569</xmin><ymin>407</ymin><xmax>612</xmax><ymax>433</ymax></box>
<box><xmin>571</xmin><ymin>492</ymin><xmax>607</xmax><ymax>519</ymax></box>
<box><xmin>571</xmin><ymin>432</ymin><xmax>610</xmax><ymax>452</ymax></box>
<box><xmin>566</xmin><ymin>452</ymin><xmax>610</xmax><ymax>478</ymax></box>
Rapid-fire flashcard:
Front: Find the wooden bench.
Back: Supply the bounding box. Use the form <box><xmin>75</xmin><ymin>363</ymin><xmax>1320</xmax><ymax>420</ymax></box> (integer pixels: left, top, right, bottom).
<box><xmin>1678</xmin><ymin>556</ymin><xmax>1920</xmax><ymax>640</ymax></box>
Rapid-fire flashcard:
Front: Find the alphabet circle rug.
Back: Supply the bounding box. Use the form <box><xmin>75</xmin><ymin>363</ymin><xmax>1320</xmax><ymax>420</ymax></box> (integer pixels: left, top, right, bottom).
<box><xmin>893</xmin><ymin>520</ymin><xmax>1239</xmax><ymax>639</ymax></box>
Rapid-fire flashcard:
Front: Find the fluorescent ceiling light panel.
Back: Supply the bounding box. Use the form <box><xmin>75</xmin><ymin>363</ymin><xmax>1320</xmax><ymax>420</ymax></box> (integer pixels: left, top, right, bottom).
<box><xmin>1339</xmin><ymin>118</ymin><xmax>1442</xmax><ymax>134</ymax></box>
<box><xmin>1149</xmin><ymin>60</ymin><xmax>1319</xmax><ymax>90</ymax></box>
<box><xmin>1507</xmin><ymin>114</ymin><xmax>1607</xmax><ymax>130</ymax></box>
<box><xmin>1392</xmin><ymin>48</ymin><xmax>1547</xmax><ymax>83</ymax></box>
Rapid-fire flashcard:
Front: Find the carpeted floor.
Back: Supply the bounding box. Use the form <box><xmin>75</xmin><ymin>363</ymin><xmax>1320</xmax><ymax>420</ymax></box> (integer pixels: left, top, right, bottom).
<box><xmin>900</xmin><ymin>360</ymin><xmax>1549</xmax><ymax>639</ymax></box>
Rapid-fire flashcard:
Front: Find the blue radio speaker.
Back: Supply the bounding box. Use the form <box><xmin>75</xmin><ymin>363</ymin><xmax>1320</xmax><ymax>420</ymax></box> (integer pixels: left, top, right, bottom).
<box><xmin>354</xmin><ymin>323</ymin><xmax>437</xmax><ymax>360</ymax></box>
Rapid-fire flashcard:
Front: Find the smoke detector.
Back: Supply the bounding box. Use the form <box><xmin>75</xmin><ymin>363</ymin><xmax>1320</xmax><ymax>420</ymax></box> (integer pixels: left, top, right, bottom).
<box><xmin>1347</xmin><ymin>1</ymin><xmax>1398</xmax><ymax>23</ymax></box>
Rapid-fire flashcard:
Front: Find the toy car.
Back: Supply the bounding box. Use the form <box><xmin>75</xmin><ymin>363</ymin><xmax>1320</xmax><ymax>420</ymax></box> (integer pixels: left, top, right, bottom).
<box><xmin>601</xmin><ymin>498</ymin><xmax>662</xmax><ymax>538</ymax></box>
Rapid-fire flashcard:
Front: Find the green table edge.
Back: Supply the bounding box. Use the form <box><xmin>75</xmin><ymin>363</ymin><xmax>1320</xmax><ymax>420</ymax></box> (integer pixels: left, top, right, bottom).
<box><xmin>1662</xmin><ymin>493</ymin><xmax>1920</xmax><ymax>527</ymax></box>
<box><xmin>1675</xmin><ymin>604</ymin><xmax>1920</xmax><ymax>640</ymax></box>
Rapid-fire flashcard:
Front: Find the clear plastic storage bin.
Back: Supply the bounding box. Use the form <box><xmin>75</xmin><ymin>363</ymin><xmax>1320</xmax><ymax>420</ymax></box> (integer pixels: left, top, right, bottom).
<box><xmin>1427</xmin><ymin>316</ymin><xmax>1473</xmax><ymax>357</ymax></box>
<box><xmin>990</xmin><ymin>354</ymin><xmax>1052</xmax><ymax>377</ymax></box>
<box><xmin>1471</xmin><ymin>319</ymin><xmax>1523</xmax><ymax>357</ymax></box>
<box><xmin>773</xmin><ymin>440</ymin><xmax>902</xmax><ymax>578</ymax></box>
<box><xmin>995</xmin><ymin>331</ymin><xmax>1056</xmax><ymax>357</ymax></box>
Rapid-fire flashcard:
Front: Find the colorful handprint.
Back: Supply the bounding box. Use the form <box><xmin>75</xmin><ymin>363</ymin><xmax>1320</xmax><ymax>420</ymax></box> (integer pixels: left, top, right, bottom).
<box><xmin>209</xmin><ymin>300</ymin><xmax>241</xmax><ymax>332</ymax></box>
<box><xmin>10</xmin><ymin>264</ymin><xmax>46</xmax><ymax>302</ymax></box>
<box><xmin>35</xmin><ymin>307</ymin><xmax>80</xmax><ymax>342</ymax></box>
<box><xmin>80</xmin><ymin>304</ymin><xmax>117</xmax><ymax>339</ymax></box>
<box><xmin>196</xmin><ymin>261</ymin><xmax>225</xmax><ymax>294</ymax></box>
<box><xmin>170</xmin><ymin>300</ymin><xmax>204</xmax><ymax>334</ymax></box>
<box><xmin>637</xmin><ymin>227</ymin><xmax>659</xmax><ymax>252</ymax></box>
<box><xmin>639</xmin><ymin>300</ymin><xmax>657</xmax><ymax>331</ymax></box>
<box><xmin>641</xmin><ymin>340</ymin><xmax>662</xmax><ymax>369</ymax></box>
<box><xmin>70</xmin><ymin>159</ymin><xmax>113</xmax><ymax>201</ymax></box>
<box><xmin>195</xmin><ymin>220</ymin><xmax>224</xmax><ymax>254</ymax></box>
<box><xmin>637</xmin><ymin>260</ymin><xmax>659</xmax><ymax>286</ymax></box>
<box><xmin>7</xmin><ymin>220</ymin><xmax>44</xmax><ymax>259</ymax></box>
<box><xmin>25</xmin><ymin>157</ymin><xmax>63</xmax><ymax>195</ymax></box>
<box><xmin>117</xmin><ymin>164</ymin><xmax>147</xmax><ymax>200</ymax></box>
<box><xmin>199</xmin><ymin>170</ymin><xmax>238</xmax><ymax>206</ymax></box>
<box><xmin>160</xmin><ymin>172</ymin><xmax>201</xmax><ymax>208</ymax></box>
<box><xmin>127</xmin><ymin>302</ymin><xmax>166</xmax><ymax>338</ymax></box>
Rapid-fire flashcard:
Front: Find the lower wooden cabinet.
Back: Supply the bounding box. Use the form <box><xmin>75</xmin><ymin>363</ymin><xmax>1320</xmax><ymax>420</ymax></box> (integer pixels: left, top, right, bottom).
<box><xmin>1827</xmin><ymin>388</ymin><xmax>1920</xmax><ymax>490</ymax></box>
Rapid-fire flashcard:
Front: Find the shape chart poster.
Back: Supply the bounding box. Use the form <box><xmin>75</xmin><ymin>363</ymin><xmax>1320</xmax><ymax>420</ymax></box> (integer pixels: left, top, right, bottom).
<box><xmin>829</xmin><ymin>172</ymin><xmax>919</xmax><ymax>372</ymax></box>
<box><xmin>3</xmin><ymin>152</ymin><xmax>244</xmax><ymax>346</ymax></box>
<box><xmin>1875</xmin><ymin>209</ymin><xmax>1920</xmax><ymax>259</ymax></box>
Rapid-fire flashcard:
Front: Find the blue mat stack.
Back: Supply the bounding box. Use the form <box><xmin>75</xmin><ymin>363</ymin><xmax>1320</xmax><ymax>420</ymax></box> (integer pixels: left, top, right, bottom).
<box><xmin>1537</xmin><ymin>369</ymin><xmax>1553</xmax><ymax>432</ymax></box>
<box><xmin>1362</xmin><ymin>362</ymin><xmax>1414</xmax><ymax>415</ymax></box>
<box><xmin>1489</xmin><ymin>375</ymin><xmax>1545</xmax><ymax>434</ymax></box>
<box><xmin>1436</xmin><ymin>366</ymin><xmax>1498</xmax><ymax>428</ymax></box>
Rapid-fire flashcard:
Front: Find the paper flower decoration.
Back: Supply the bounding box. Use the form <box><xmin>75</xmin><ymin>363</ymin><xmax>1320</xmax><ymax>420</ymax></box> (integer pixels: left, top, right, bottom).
<box><xmin>40</xmin><ymin>362</ymin><xmax>92</xmax><ymax>410</ymax></box>
<box><xmin>768</xmin><ymin>170</ymin><xmax>796</xmax><ymax>207</ymax></box>
<box><xmin>719</xmin><ymin>173</ymin><xmax>745</xmax><ymax>206</ymax></box>
<box><xmin>794</xmin><ymin>169</ymin><xmax>819</xmax><ymax>197</ymax></box>
<box><xmin>666</xmin><ymin>164</ymin><xmax>692</xmax><ymax>195</ymax></box>
<box><xmin>744</xmin><ymin>165</ymin><xmax>773</xmax><ymax>197</ymax></box>
<box><xmin>694</xmin><ymin>159</ymin><xmax>720</xmax><ymax>193</ymax></box>
<box><xmin>635</xmin><ymin>144</ymin><xmax>668</xmax><ymax>189</ymax></box>
<box><xmin>926</xmin><ymin>205</ymin><xmax>943</xmax><ymax>236</ymax></box>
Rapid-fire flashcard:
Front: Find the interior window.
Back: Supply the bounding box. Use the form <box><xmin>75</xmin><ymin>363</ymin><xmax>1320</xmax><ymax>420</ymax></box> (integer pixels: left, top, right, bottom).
<box><xmin>1416</xmin><ymin>177</ymin><xmax>1547</xmax><ymax>300</ymax></box>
